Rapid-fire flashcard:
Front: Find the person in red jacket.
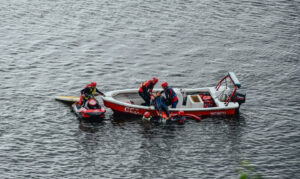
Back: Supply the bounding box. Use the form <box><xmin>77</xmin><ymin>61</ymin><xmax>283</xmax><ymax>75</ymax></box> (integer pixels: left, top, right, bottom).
<box><xmin>79</xmin><ymin>81</ymin><xmax>105</xmax><ymax>106</ymax></box>
<box><xmin>161</xmin><ymin>82</ymin><xmax>178</xmax><ymax>108</ymax></box>
<box><xmin>138</xmin><ymin>77</ymin><xmax>158</xmax><ymax>106</ymax></box>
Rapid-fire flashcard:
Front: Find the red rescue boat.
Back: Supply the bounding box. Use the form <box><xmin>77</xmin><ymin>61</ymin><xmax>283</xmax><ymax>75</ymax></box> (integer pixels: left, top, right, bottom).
<box><xmin>101</xmin><ymin>72</ymin><xmax>246</xmax><ymax>117</ymax></box>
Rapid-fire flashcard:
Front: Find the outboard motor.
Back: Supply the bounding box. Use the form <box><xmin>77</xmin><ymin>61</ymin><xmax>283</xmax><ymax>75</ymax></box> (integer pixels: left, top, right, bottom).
<box><xmin>231</xmin><ymin>91</ymin><xmax>246</xmax><ymax>105</ymax></box>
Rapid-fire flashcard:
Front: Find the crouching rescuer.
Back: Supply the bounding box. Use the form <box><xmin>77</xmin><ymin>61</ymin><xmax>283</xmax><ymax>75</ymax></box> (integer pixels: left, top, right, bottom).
<box><xmin>79</xmin><ymin>81</ymin><xmax>105</xmax><ymax>107</ymax></box>
<box><xmin>161</xmin><ymin>82</ymin><xmax>178</xmax><ymax>108</ymax></box>
<box><xmin>139</xmin><ymin>77</ymin><xmax>158</xmax><ymax>106</ymax></box>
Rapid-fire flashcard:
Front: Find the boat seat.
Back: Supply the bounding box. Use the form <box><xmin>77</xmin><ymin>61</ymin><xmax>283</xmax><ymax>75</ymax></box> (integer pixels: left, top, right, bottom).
<box><xmin>186</xmin><ymin>95</ymin><xmax>204</xmax><ymax>108</ymax></box>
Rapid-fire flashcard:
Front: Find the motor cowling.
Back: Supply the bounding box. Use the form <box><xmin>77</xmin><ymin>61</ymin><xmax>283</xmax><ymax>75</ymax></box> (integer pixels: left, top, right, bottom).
<box><xmin>232</xmin><ymin>92</ymin><xmax>246</xmax><ymax>105</ymax></box>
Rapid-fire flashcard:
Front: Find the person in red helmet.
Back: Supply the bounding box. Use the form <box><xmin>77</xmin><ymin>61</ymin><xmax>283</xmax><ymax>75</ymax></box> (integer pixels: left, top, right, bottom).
<box><xmin>142</xmin><ymin>111</ymin><xmax>152</xmax><ymax>122</ymax></box>
<box><xmin>161</xmin><ymin>82</ymin><xmax>178</xmax><ymax>108</ymax></box>
<box><xmin>138</xmin><ymin>77</ymin><xmax>158</xmax><ymax>106</ymax></box>
<box><xmin>170</xmin><ymin>110</ymin><xmax>185</xmax><ymax>125</ymax></box>
<box><xmin>79</xmin><ymin>81</ymin><xmax>105</xmax><ymax>106</ymax></box>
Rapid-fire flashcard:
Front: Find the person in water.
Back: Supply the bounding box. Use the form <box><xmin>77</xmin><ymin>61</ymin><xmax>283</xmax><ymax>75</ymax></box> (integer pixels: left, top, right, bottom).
<box><xmin>170</xmin><ymin>110</ymin><xmax>185</xmax><ymax>125</ymax></box>
<box><xmin>142</xmin><ymin>110</ymin><xmax>185</xmax><ymax>125</ymax></box>
<box><xmin>161</xmin><ymin>82</ymin><xmax>178</xmax><ymax>108</ymax></box>
<box><xmin>139</xmin><ymin>77</ymin><xmax>158</xmax><ymax>106</ymax></box>
<box><xmin>142</xmin><ymin>111</ymin><xmax>152</xmax><ymax>122</ymax></box>
<box><xmin>151</xmin><ymin>91</ymin><xmax>170</xmax><ymax>119</ymax></box>
<box><xmin>79</xmin><ymin>81</ymin><xmax>105</xmax><ymax>106</ymax></box>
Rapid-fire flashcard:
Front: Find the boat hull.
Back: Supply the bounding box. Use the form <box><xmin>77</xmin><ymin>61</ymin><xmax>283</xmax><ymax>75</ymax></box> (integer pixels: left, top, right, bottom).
<box><xmin>102</xmin><ymin>88</ymin><xmax>239</xmax><ymax>117</ymax></box>
<box><xmin>72</xmin><ymin>103</ymin><xmax>106</xmax><ymax>121</ymax></box>
<box><xmin>104</xmin><ymin>100</ymin><xmax>236</xmax><ymax>116</ymax></box>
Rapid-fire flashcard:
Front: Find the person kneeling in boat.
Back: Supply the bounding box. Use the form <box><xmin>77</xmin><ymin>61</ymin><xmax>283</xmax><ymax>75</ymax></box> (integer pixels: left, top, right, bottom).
<box><xmin>139</xmin><ymin>77</ymin><xmax>158</xmax><ymax>106</ymax></box>
<box><xmin>161</xmin><ymin>82</ymin><xmax>178</xmax><ymax>108</ymax></box>
<box><xmin>79</xmin><ymin>81</ymin><xmax>105</xmax><ymax>107</ymax></box>
<box><xmin>151</xmin><ymin>91</ymin><xmax>170</xmax><ymax>119</ymax></box>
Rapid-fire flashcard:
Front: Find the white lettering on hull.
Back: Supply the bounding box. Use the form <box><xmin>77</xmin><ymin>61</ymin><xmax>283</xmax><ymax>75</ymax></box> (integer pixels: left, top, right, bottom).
<box><xmin>210</xmin><ymin>111</ymin><xmax>226</xmax><ymax>116</ymax></box>
<box><xmin>124</xmin><ymin>107</ymin><xmax>140</xmax><ymax>114</ymax></box>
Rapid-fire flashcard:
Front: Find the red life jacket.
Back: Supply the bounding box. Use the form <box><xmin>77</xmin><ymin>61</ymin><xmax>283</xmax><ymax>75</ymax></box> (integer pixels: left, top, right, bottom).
<box><xmin>169</xmin><ymin>88</ymin><xmax>178</xmax><ymax>102</ymax></box>
<box><xmin>139</xmin><ymin>80</ymin><xmax>152</xmax><ymax>92</ymax></box>
<box><xmin>165</xmin><ymin>87</ymin><xmax>178</xmax><ymax>102</ymax></box>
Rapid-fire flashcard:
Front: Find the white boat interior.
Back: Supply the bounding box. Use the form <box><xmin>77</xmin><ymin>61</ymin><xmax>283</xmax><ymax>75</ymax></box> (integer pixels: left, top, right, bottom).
<box><xmin>106</xmin><ymin>86</ymin><xmax>239</xmax><ymax>110</ymax></box>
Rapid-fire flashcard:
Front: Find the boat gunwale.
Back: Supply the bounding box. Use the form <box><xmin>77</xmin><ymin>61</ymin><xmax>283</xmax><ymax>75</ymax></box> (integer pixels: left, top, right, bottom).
<box><xmin>101</xmin><ymin>88</ymin><xmax>239</xmax><ymax>112</ymax></box>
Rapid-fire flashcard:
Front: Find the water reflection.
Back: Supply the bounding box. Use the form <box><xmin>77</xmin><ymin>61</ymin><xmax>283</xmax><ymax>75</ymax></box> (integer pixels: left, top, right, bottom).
<box><xmin>111</xmin><ymin>112</ymin><xmax>140</xmax><ymax>126</ymax></box>
<box><xmin>78</xmin><ymin>121</ymin><xmax>104</xmax><ymax>133</ymax></box>
<box><xmin>137</xmin><ymin>119</ymin><xmax>187</xmax><ymax>178</ymax></box>
<box><xmin>75</xmin><ymin>122</ymin><xmax>105</xmax><ymax>177</ymax></box>
<box><xmin>207</xmin><ymin>114</ymin><xmax>247</xmax><ymax>164</ymax></box>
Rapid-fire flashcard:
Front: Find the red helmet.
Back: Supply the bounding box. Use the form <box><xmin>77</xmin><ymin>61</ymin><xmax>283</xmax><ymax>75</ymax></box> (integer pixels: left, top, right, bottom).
<box><xmin>144</xmin><ymin>111</ymin><xmax>151</xmax><ymax>118</ymax></box>
<box><xmin>178</xmin><ymin>110</ymin><xmax>184</xmax><ymax>116</ymax></box>
<box><xmin>152</xmin><ymin>77</ymin><xmax>158</xmax><ymax>84</ymax></box>
<box><xmin>161</xmin><ymin>82</ymin><xmax>168</xmax><ymax>88</ymax></box>
<box><xmin>90</xmin><ymin>81</ymin><xmax>97</xmax><ymax>87</ymax></box>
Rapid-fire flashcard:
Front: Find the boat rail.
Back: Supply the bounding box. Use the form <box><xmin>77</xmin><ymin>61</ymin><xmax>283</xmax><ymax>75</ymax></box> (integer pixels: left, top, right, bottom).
<box><xmin>215</xmin><ymin>72</ymin><xmax>241</xmax><ymax>106</ymax></box>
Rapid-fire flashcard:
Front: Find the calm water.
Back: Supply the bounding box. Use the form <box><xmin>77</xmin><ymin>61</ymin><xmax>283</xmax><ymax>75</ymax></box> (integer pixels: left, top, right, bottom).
<box><xmin>1</xmin><ymin>0</ymin><xmax>299</xmax><ymax>178</ymax></box>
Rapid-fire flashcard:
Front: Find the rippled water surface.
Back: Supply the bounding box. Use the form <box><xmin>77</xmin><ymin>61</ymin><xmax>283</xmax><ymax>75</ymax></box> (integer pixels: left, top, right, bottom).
<box><xmin>1</xmin><ymin>0</ymin><xmax>299</xmax><ymax>178</ymax></box>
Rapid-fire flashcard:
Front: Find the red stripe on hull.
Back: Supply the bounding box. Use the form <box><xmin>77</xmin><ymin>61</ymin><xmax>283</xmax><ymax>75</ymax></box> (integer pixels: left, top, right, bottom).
<box><xmin>103</xmin><ymin>100</ymin><xmax>237</xmax><ymax>117</ymax></box>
